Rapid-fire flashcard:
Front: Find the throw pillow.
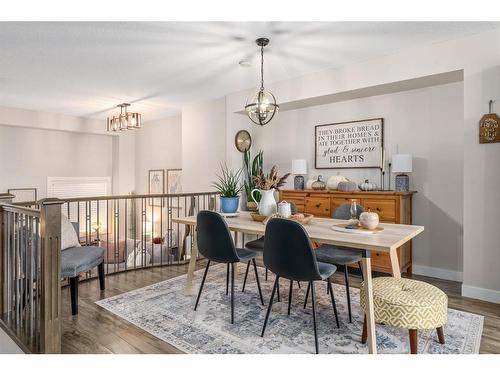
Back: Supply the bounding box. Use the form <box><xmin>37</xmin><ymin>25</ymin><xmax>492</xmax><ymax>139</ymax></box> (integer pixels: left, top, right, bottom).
<box><xmin>61</xmin><ymin>215</ymin><xmax>81</xmax><ymax>250</ymax></box>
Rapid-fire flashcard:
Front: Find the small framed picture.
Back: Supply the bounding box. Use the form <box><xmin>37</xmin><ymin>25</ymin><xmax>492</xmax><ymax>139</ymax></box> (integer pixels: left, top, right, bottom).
<box><xmin>148</xmin><ymin>169</ymin><xmax>165</xmax><ymax>206</ymax></box>
<box><xmin>8</xmin><ymin>188</ymin><xmax>38</xmax><ymax>203</ymax></box>
<box><xmin>167</xmin><ymin>169</ymin><xmax>182</xmax><ymax>194</ymax></box>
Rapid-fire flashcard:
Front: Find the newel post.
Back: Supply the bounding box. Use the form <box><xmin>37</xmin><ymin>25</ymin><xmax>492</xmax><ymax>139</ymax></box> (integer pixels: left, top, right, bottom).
<box><xmin>39</xmin><ymin>198</ymin><xmax>63</xmax><ymax>353</ymax></box>
<box><xmin>0</xmin><ymin>204</ymin><xmax>5</xmax><ymax>315</ymax></box>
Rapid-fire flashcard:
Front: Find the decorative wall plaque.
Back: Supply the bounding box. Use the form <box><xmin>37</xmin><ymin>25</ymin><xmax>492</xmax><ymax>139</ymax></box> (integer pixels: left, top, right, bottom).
<box><xmin>479</xmin><ymin>113</ymin><xmax>500</xmax><ymax>144</ymax></box>
<box><xmin>315</xmin><ymin>118</ymin><xmax>384</xmax><ymax>169</ymax></box>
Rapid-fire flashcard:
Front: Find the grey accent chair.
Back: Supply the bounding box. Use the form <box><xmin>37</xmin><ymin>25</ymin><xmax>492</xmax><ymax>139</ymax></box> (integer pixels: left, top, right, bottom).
<box><xmin>61</xmin><ymin>223</ymin><xmax>105</xmax><ymax>315</ymax></box>
<box><xmin>309</xmin><ymin>203</ymin><xmax>365</xmax><ymax>323</ymax></box>
<box><xmin>245</xmin><ymin>202</ymin><xmax>299</xmax><ymax>299</ymax></box>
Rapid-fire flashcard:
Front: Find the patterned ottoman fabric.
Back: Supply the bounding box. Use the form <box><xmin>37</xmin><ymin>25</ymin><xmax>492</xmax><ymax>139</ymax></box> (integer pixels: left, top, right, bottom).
<box><xmin>360</xmin><ymin>277</ymin><xmax>448</xmax><ymax>330</ymax></box>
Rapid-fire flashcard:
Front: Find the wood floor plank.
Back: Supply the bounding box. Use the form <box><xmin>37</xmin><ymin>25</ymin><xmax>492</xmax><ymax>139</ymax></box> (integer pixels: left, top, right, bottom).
<box><xmin>60</xmin><ymin>261</ymin><xmax>500</xmax><ymax>354</ymax></box>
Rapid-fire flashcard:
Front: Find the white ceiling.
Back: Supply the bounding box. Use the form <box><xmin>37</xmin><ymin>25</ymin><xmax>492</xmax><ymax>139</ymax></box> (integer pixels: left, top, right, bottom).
<box><xmin>0</xmin><ymin>22</ymin><xmax>498</xmax><ymax>121</ymax></box>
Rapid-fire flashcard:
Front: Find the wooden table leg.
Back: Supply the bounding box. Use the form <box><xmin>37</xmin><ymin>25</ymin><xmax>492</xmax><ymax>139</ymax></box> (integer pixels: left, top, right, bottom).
<box><xmin>389</xmin><ymin>248</ymin><xmax>401</xmax><ymax>278</ymax></box>
<box><xmin>184</xmin><ymin>224</ymin><xmax>198</xmax><ymax>295</ymax></box>
<box><xmin>361</xmin><ymin>253</ymin><xmax>377</xmax><ymax>354</ymax></box>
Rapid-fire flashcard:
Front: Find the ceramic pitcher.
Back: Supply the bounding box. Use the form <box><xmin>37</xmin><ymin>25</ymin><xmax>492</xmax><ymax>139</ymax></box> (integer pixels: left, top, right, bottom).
<box><xmin>251</xmin><ymin>188</ymin><xmax>277</xmax><ymax>216</ymax></box>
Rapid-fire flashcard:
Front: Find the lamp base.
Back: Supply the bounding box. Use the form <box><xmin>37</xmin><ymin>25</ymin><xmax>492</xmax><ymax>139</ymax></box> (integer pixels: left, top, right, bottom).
<box><xmin>395</xmin><ymin>174</ymin><xmax>410</xmax><ymax>192</ymax></box>
<box><xmin>294</xmin><ymin>175</ymin><xmax>305</xmax><ymax>190</ymax></box>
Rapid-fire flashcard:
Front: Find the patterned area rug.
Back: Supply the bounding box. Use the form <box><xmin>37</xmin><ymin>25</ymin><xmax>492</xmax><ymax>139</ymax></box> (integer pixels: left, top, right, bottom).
<box><xmin>96</xmin><ymin>264</ymin><xmax>483</xmax><ymax>354</ymax></box>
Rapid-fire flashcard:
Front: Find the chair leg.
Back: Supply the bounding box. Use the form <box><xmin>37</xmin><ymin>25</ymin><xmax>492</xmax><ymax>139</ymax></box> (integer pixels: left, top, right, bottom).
<box><xmin>327</xmin><ymin>279</ymin><xmax>340</xmax><ymax>328</ymax></box>
<box><xmin>261</xmin><ymin>276</ymin><xmax>279</xmax><ymax>337</ymax></box>
<box><xmin>358</xmin><ymin>261</ymin><xmax>364</xmax><ymax>281</ymax></box>
<box><xmin>241</xmin><ymin>260</ymin><xmax>250</xmax><ymax>292</ymax></box>
<box><xmin>436</xmin><ymin>326</ymin><xmax>445</xmax><ymax>344</ymax></box>
<box><xmin>297</xmin><ymin>281</ymin><xmax>301</xmax><ymax>289</ymax></box>
<box><xmin>310</xmin><ymin>281</ymin><xmax>319</xmax><ymax>354</ymax></box>
<box><xmin>252</xmin><ymin>259</ymin><xmax>265</xmax><ymax>306</ymax></box>
<box><xmin>231</xmin><ymin>263</ymin><xmax>235</xmax><ymax>324</ymax></box>
<box><xmin>265</xmin><ymin>267</ymin><xmax>268</xmax><ymax>281</ymax></box>
<box><xmin>98</xmin><ymin>262</ymin><xmax>105</xmax><ymax>291</ymax></box>
<box><xmin>194</xmin><ymin>260</ymin><xmax>211</xmax><ymax>311</ymax></box>
<box><xmin>304</xmin><ymin>281</ymin><xmax>311</xmax><ymax>308</ymax></box>
<box><xmin>277</xmin><ymin>278</ymin><xmax>281</xmax><ymax>302</ymax></box>
<box><xmin>409</xmin><ymin>329</ymin><xmax>418</xmax><ymax>354</ymax></box>
<box><xmin>361</xmin><ymin>314</ymin><xmax>367</xmax><ymax>344</ymax></box>
<box><xmin>287</xmin><ymin>279</ymin><xmax>293</xmax><ymax>315</ymax></box>
<box><xmin>226</xmin><ymin>263</ymin><xmax>229</xmax><ymax>296</ymax></box>
<box><xmin>344</xmin><ymin>266</ymin><xmax>353</xmax><ymax>323</ymax></box>
<box><xmin>69</xmin><ymin>276</ymin><xmax>79</xmax><ymax>315</ymax></box>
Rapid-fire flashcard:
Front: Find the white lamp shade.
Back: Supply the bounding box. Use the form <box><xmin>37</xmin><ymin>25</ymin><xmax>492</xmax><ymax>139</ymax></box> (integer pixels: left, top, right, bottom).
<box><xmin>291</xmin><ymin>159</ymin><xmax>307</xmax><ymax>175</ymax></box>
<box><xmin>392</xmin><ymin>154</ymin><xmax>413</xmax><ymax>173</ymax></box>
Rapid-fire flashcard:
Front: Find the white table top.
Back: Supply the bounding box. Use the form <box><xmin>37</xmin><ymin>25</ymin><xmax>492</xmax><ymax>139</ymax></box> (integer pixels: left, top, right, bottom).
<box><xmin>172</xmin><ymin>211</ymin><xmax>424</xmax><ymax>253</ymax></box>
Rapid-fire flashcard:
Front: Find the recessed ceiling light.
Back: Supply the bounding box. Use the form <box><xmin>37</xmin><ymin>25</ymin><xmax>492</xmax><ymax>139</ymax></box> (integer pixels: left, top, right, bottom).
<box><xmin>238</xmin><ymin>60</ymin><xmax>252</xmax><ymax>67</ymax></box>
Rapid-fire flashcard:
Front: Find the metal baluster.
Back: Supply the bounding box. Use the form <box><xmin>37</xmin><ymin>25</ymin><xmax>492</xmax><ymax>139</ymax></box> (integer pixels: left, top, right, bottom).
<box><xmin>124</xmin><ymin>198</ymin><xmax>128</xmax><ymax>271</ymax></box>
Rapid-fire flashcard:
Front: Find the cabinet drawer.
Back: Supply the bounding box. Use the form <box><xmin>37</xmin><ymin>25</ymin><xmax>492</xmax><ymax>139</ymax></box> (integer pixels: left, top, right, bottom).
<box><xmin>305</xmin><ymin>197</ymin><xmax>331</xmax><ymax>217</ymax></box>
<box><xmin>370</xmin><ymin>251</ymin><xmax>392</xmax><ymax>269</ymax></box>
<box><xmin>362</xmin><ymin>199</ymin><xmax>396</xmax><ymax>220</ymax></box>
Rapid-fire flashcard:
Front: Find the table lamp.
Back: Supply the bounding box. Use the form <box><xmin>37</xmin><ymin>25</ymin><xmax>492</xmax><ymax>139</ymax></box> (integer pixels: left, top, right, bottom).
<box><xmin>291</xmin><ymin>159</ymin><xmax>307</xmax><ymax>190</ymax></box>
<box><xmin>392</xmin><ymin>154</ymin><xmax>412</xmax><ymax>192</ymax></box>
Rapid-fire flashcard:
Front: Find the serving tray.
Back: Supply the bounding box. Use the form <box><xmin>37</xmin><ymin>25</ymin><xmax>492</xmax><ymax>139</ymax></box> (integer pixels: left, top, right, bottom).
<box><xmin>331</xmin><ymin>223</ymin><xmax>384</xmax><ymax>234</ymax></box>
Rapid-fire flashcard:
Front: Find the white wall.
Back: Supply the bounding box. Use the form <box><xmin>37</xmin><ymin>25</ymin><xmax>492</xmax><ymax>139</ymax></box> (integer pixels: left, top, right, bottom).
<box><xmin>225</xmin><ymin>28</ymin><xmax>500</xmax><ymax>302</ymax></box>
<box><xmin>134</xmin><ymin>115</ymin><xmax>182</xmax><ymax>193</ymax></box>
<box><xmin>252</xmin><ymin>82</ymin><xmax>464</xmax><ymax>279</ymax></box>
<box><xmin>181</xmin><ymin>98</ymin><xmax>227</xmax><ymax>192</ymax></box>
<box><xmin>0</xmin><ymin>125</ymin><xmax>113</xmax><ymax>198</ymax></box>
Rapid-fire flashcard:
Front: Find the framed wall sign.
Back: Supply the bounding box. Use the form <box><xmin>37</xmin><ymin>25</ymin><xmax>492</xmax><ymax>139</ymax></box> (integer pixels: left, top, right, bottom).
<box><xmin>315</xmin><ymin>118</ymin><xmax>384</xmax><ymax>169</ymax></box>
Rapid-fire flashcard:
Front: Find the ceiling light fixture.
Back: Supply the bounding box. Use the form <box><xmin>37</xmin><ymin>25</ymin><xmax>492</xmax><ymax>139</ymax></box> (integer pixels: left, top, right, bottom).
<box><xmin>245</xmin><ymin>38</ymin><xmax>279</xmax><ymax>126</ymax></box>
<box><xmin>106</xmin><ymin>103</ymin><xmax>142</xmax><ymax>132</ymax></box>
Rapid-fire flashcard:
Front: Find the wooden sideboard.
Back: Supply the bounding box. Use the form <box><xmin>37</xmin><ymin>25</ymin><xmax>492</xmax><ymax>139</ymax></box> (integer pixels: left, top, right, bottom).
<box><xmin>280</xmin><ymin>189</ymin><xmax>416</xmax><ymax>276</ymax></box>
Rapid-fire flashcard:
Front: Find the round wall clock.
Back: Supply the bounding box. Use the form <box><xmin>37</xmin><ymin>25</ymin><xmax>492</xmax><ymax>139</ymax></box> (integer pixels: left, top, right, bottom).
<box><xmin>235</xmin><ymin>130</ymin><xmax>252</xmax><ymax>152</ymax></box>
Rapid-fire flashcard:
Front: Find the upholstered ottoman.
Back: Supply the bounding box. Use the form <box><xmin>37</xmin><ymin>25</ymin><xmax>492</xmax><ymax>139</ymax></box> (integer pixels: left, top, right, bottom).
<box><xmin>360</xmin><ymin>277</ymin><xmax>448</xmax><ymax>354</ymax></box>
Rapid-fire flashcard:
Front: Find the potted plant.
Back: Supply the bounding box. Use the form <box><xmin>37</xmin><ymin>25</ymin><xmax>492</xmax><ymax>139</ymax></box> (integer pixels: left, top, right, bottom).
<box><xmin>243</xmin><ymin>150</ymin><xmax>263</xmax><ymax>211</ymax></box>
<box><xmin>212</xmin><ymin>164</ymin><xmax>244</xmax><ymax>214</ymax></box>
<box><xmin>250</xmin><ymin>165</ymin><xmax>290</xmax><ymax>216</ymax></box>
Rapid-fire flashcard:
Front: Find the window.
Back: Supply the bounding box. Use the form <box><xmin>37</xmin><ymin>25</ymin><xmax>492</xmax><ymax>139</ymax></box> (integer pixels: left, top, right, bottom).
<box><xmin>47</xmin><ymin>177</ymin><xmax>111</xmax><ymax>235</ymax></box>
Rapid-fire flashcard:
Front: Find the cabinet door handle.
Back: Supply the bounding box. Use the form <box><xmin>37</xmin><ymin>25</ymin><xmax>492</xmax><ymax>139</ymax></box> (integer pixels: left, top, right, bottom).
<box><xmin>315</xmin><ymin>203</ymin><xmax>321</xmax><ymax>208</ymax></box>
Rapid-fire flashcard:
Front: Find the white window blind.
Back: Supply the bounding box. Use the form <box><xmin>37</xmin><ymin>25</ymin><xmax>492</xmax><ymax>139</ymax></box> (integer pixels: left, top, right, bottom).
<box><xmin>47</xmin><ymin>177</ymin><xmax>111</xmax><ymax>234</ymax></box>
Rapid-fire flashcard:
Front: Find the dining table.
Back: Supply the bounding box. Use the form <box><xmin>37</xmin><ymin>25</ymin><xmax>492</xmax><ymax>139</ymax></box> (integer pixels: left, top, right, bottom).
<box><xmin>172</xmin><ymin>211</ymin><xmax>424</xmax><ymax>354</ymax></box>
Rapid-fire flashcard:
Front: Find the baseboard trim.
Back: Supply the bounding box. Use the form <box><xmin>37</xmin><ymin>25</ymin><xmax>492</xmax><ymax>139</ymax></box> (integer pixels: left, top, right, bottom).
<box><xmin>412</xmin><ymin>264</ymin><xmax>463</xmax><ymax>282</ymax></box>
<box><xmin>462</xmin><ymin>284</ymin><xmax>500</xmax><ymax>304</ymax></box>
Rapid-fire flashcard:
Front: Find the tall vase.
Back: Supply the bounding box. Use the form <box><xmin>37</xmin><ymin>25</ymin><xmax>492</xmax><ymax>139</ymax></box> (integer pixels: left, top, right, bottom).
<box><xmin>251</xmin><ymin>188</ymin><xmax>277</xmax><ymax>216</ymax></box>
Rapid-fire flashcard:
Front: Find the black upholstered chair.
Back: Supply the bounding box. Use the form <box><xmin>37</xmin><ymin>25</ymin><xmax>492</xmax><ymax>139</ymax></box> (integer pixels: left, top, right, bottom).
<box><xmin>261</xmin><ymin>218</ymin><xmax>340</xmax><ymax>354</ymax></box>
<box><xmin>62</xmin><ymin>223</ymin><xmax>105</xmax><ymax>315</ymax></box>
<box><xmin>194</xmin><ymin>210</ymin><xmax>264</xmax><ymax>324</ymax></box>
<box><xmin>245</xmin><ymin>202</ymin><xmax>299</xmax><ymax>298</ymax></box>
<box><xmin>311</xmin><ymin>203</ymin><xmax>365</xmax><ymax>323</ymax></box>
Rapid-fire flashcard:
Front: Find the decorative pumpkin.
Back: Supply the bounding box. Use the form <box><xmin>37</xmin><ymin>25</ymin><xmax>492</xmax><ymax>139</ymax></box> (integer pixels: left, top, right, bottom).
<box><xmin>306</xmin><ymin>176</ymin><xmax>316</xmax><ymax>190</ymax></box>
<box><xmin>359</xmin><ymin>211</ymin><xmax>379</xmax><ymax>230</ymax></box>
<box><xmin>311</xmin><ymin>175</ymin><xmax>326</xmax><ymax>190</ymax></box>
<box><xmin>337</xmin><ymin>180</ymin><xmax>357</xmax><ymax>192</ymax></box>
<box><xmin>326</xmin><ymin>174</ymin><xmax>348</xmax><ymax>190</ymax></box>
<box><xmin>359</xmin><ymin>179</ymin><xmax>377</xmax><ymax>191</ymax></box>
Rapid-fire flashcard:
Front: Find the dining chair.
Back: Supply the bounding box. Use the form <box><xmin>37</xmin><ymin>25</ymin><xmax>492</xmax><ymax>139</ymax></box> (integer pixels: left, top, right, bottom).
<box><xmin>245</xmin><ymin>202</ymin><xmax>300</xmax><ymax>299</ymax></box>
<box><xmin>194</xmin><ymin>210</ymin><xmax>264</xmax><ymax>324</ymax></box>
<box><xmin>309</xmin><ymin>203</ymin><xmax>365</xmax><ymax>323</ymax></box>
<box><xmin>261</xmin><ymin>218</ymin><xmax>340</xmax><ymax>354</ymax></box>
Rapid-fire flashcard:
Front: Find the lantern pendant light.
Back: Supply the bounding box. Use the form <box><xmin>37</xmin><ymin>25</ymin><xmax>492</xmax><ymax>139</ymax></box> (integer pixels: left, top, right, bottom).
<box><xmin>245</xmin><ymin>38</ymin><xmax>279</xmax><ymax>126</ymax></box>
<box><xmin>106</xmin><ymin>103</ymin><xmax>142</xmax><ymax>132</ymax></box>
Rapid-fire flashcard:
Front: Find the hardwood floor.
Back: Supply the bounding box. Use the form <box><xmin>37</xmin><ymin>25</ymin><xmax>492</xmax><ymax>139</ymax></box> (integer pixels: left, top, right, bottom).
<box><xmin>61</xmin><ymin>260</ymin><xmax>500</xmax><ymax>354</ymax></box>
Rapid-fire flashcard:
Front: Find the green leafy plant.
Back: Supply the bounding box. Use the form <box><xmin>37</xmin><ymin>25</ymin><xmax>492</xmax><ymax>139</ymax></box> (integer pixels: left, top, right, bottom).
<box><xmin>244</xmin><ymin>150</ymin><xmax>263</xmax><ymax>202</ymax></box>
<box><xmin>212</xmin><ymin>164</ymin><xmax>244</xmax><ymax>198</ymax></box>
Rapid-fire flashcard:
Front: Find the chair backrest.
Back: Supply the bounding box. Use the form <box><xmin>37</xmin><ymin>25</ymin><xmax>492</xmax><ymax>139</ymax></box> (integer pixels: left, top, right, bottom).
<box><xmin>332</xmin><ymin>203</ymin><xmax>365</xmax><ymax>220</ymax></box>
<box><xmin>263</xmin><ymin>218</ymin><xmax>321</xmax><ymax>281</ymax></box>
<box><xmin>196</xmin><ymin>210</ymin><xmax>239</xmax><ymax>263</ymax></box>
